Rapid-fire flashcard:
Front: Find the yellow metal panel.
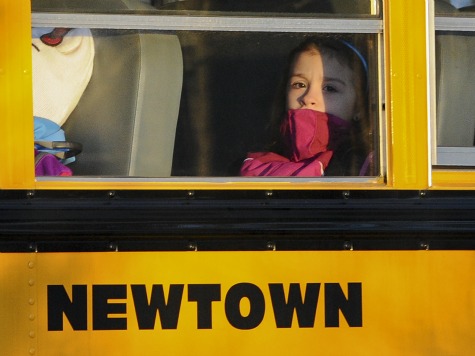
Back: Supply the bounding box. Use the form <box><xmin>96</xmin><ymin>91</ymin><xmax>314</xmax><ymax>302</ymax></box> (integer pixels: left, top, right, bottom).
<box><xmin>384</xmin><ymin>0</ymin><xmax>430</xmax><ymax>189</ymax></box>
<box><xmin>0</xmin><ymin>0</ymin><xmax>35</xmax><ymax>189</ymax></box>
<box><xmin>3</xmin><ymin>251</ymin><xmax>475</xmax><ymax>354</ymax></box>
<box><xmin>14</xmin><ymin>251</ymin><xmax>475</xmax><ymax>355</ymax></box>
<box><xmin>34</xmin><ymin>177</ymin><xmax>386</xmax><ymax>191</ymax></box>
<box><xmin>0</xmin><ymin>253</ymin><xmax>37</xmax><ymax>356</ymax></box>
<box><xmin>432</xmin><ymin>170</ymin><xmax>475</xmax><ymax>189</ymax></box>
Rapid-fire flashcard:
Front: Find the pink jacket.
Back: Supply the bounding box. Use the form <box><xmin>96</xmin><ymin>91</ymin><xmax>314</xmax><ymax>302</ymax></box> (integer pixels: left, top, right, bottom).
<box><xmin>240</xmin><ymin>109</ymin><xmax>351</xmax><ymax>177</ymax></box>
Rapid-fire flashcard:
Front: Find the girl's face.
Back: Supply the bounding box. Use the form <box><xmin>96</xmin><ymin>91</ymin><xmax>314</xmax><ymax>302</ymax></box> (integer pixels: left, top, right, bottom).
<box><xmin>286</xmin><ymin>50</ymin><xmax>358</xmax><ymax>121</ymax></box>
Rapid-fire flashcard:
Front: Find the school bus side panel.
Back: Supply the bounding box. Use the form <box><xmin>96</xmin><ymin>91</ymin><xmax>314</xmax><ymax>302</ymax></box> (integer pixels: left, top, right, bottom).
<box><xmin>1</xmin><ymin>251</ymin><xmax>472</xmax><ymax>355</ymax></box>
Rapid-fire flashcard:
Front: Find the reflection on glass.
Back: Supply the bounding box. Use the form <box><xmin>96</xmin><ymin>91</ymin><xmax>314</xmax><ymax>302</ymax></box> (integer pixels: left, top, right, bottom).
<box><xmin>435</xmin><ymin>0</ymin><xmax>475</xmax><ymax>16</ymax></box>
<box><xmin>436</xmin><ymin>32</ymin><xmax>475</xmax><ymax>148</ymax></box>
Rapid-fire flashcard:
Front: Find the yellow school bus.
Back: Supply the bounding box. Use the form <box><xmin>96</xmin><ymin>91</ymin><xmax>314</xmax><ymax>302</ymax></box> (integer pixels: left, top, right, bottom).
<box><xmin>1</xmin><ymin>0</ymin><xmax>475</xmax><ymax>355</ymax></box>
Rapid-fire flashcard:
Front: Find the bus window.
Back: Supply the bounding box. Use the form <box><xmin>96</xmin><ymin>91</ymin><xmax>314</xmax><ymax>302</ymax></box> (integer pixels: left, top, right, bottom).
<box><xmin>434</xmin><ymin>0</ymin><xmax>475</xmax><ymax>166</ymax></box>
<box><xmin>31</xmin><ymin>0</ymin><xmax>382</xmax><ymax>180</ymax></box>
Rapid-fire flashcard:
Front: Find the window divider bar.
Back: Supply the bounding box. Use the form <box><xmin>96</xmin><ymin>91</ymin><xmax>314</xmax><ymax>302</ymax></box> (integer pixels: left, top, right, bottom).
<box><xmin>32</xmin><ymin>13</ymin><xmax>382</xmax><ymax>33</ymax></box>
<box><xmin>435</xmin><ymin>16</ymin><xmax>475</xmax><ymax>31</ymax></box>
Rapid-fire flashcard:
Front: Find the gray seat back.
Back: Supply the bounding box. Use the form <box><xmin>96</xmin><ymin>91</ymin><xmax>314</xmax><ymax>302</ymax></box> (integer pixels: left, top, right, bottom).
<box><xmin>63</xmin><ymin>31</ymin><xmax>183</xmax><ymax>176</ymax></box>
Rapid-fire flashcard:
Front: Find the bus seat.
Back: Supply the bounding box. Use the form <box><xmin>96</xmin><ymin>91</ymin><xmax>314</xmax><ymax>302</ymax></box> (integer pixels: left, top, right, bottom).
<box><xmin>436</xmin><ymin>33</ymin><xmax>475</xmax><ymax>147</ymax></box>
<box><xmin>63</xmin><ymin>30</ymin><xmax>183</xmax><ymax>176</ymax></box>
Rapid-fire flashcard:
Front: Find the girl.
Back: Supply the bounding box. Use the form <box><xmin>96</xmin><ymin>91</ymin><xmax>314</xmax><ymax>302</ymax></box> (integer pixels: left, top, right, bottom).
<box><xmin>240</xmin><ymin>36</ymin><xmax>372</xmax><ymax>177</ymax></box>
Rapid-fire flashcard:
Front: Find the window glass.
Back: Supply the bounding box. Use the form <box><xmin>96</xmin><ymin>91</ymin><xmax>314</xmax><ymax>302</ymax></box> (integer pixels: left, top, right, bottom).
<box><xmin>172</xmin><ymin>31</ymin><xmax>380</xmax><ymax>177</ymax></box>
<box><xmin>436</xmin><ymin>32</ymin><xmax>475</xmax><ymax>148</ymax></box>
<box><xmin>31</xmin><ymin>0</ymin><xmax>156</xmax><ymax>13</ymax></box>
<box><xmin>435</xmin><ymin>0</ymin><xmax>475</xmax><ymax>16</ymax></box>
<box><xmin>156</xmin><ymin>0</ymin><xmax>379</xmax><ymax>17</ymax></box>
<box><xmin>32</xmin><ymin>1</ymin><xmax>382</xmax><ymax>179</ymax></box>
<box><xmin>32</xmin><ymin>0</ymin><xmax>380</xmax><ymax>17</ymax></box>
<box><xmin>434</xmin><ymin>0</ymin><xmax>475</xmax><ymax>166</ymax></box>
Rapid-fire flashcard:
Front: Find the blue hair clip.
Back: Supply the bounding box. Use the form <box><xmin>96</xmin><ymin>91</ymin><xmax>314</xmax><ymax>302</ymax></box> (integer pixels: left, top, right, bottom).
<box><xmin>340</xmin><ymin>40</ymin><xmax>368</xmax><ymax>91</ymax></box>
<box><xmin>340</xmin><ymin>40</ymin><xmax>368</xmax><ymax>75</ymax></box>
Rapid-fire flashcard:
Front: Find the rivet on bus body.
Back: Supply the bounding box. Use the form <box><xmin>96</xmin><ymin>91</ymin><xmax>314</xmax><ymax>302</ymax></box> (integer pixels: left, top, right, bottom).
<box><xmin>420</xmin><ymin>241</ymin><xmax>429</xmax><ymax>250</ymax></box>
<box><xmin>28</xmin><ymin>261</ymin><xmax>34</xmax><ymax>269</ymax></box>
<box><xmin>28</xmin><ymin>279</ymin><xmax>35</xmax><ymax>286</ymax></box>
<box><xmin>109</xmin><ymin>242</ymin><xmax>118</xmax><ymax>252</ymax></box>
<box><xmin>343</xmin><ymin>241</ymin><xmax>354</xmax><ymax>251</ymax></box>
<box><xmin>29</xmin><ymin>314</ymin><xmax>35</xmax><ymax>321</ymax></box>
<box><xmin>266</xmin><ymin>241</ymin><xmax>276</xmax><ymax>251</ymax></box>
<box><xmin>29</xmin><ymin>348</ymin><xmax>36</xmax><ymax>355</ymax></box>
<box><xmin>28</xmin><ymin>298</ymin><xmax>35</xmax><ymax>305</ymax></box>
<box><xmin>28</xmin><ymin>243</ymin><xmax>37</xmax><ymax>252</ymax></box>
<box><xmin>29</xmin><ymin>331</ymin><xmax>36</xmax><ymax>338</ymax></box>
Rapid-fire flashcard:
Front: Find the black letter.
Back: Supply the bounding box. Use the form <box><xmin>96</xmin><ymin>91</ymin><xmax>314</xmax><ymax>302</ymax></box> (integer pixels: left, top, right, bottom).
<box><xmin>325</xmin><ymin>283</ymin><xmax>362</xmax><ymax>327</ymax></box>
<box><xmin>93</xmin><ymin>285</ymin><xmax>127</xmax><ymax>330</ymax></box>
<box><xmin>132</xmin><ymin>284</ymin><xmax>184</xmax><ymax>329</ymax></box>
<box><xmin>188</xmin><ymin>284</ymin><xmax>220</xmax><ymax>329</ymax></box>
<box><xmin>225</xmin><ymin>283</ymin><xmax>265</xmax><ymax>330</ymax></box>
<box><xmin>47</xmin><ymin>285</ymin><xmax>87</xmax><ymax>331</ymax></box>
<box><xmin>269</xmin><ymin>283</ymin><xmax>320</xmax><ymax>328</ymax></box>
